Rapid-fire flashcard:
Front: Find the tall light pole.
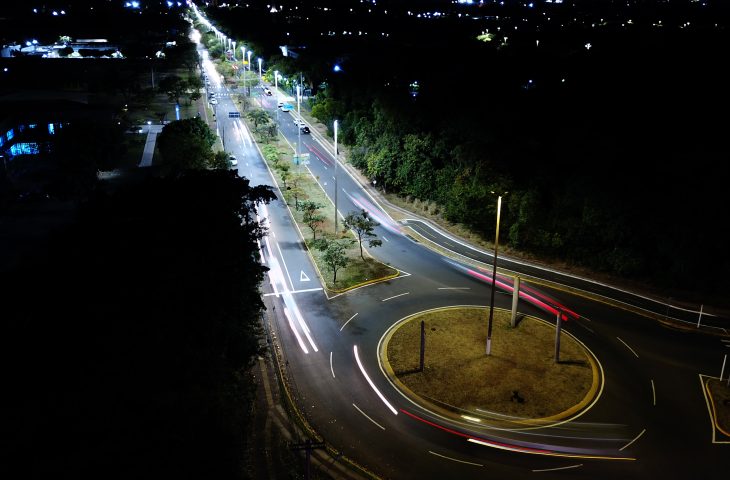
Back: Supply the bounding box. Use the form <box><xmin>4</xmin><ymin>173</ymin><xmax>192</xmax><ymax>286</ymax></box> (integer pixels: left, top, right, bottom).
<box><xmin>274</xmin><ymin>70</ymin><xmax>279</xmax><ymax>127</ymax></box>
<box><xmin>296</xmin><ymin>85</ymin><xmax>301</xmax><ymax>171</ymax></box>
<box><xmin>247</xmin><ymin>51</ymin><xmax>252</xmax><ymax>73</ymax></box>
<box><xmin>334</xmin><ymin>119</ymin><xmax>339</xmax><ymax>234</ymax></box>
<box><xmin>231</xmin><ymin>41</ymin><xmax>236</xmax><ymax>60</ymax></box>
<box><xmin>486</xmin><ymin>192</ymin><xmax>507</xmax><ymax>356</ymax></box>
<box><xmin>257</xmin><ymin>58</ymin><xmax>262</xmax><ymax>81</ymax></box>
<box><xmin>240</xmin><ymin>47</ymin><xmax>246</xmax><ymax>95</ymax></box>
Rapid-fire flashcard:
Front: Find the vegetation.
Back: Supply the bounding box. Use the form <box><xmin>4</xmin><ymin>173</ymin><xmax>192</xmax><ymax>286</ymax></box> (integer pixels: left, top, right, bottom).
<box><xmin>343</xmin><ymin>209</ymin><xmax>383</xmax><ymax>261</ymax></box>
<box><xmin>4</xmin><ymin>170</ymin><xmax>276</xmax><ymax>478</ymax></box>
<box><xmin>156</xmin><ymin>117</ymin><xmax>218</xmax><ymax>171</ymax></box>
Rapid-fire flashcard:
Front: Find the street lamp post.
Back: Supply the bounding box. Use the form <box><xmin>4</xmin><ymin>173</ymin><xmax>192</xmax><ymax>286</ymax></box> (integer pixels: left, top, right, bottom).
<box><xmin>274</xmin><ymin>70</ymin><xmax>279</xmax><ymax>127</ymax></box>
<box><xmin>334</xmin><ymin>119</ymin><xmax>339</xmax><ymax>234</ymax></box>
<box><xmin>258</xmin><ymin>58</ymin><xmax>263</xmax><ymax>106</ymax></box>
<box><xmin>486</xmin><ymin>192</ymin><xmax>507</xmax><ymax>356</ymax></box>
<box><xmin>296</xmin><ymin>85</ymin><xmax>301</xmax><ymax>171</ymax></box>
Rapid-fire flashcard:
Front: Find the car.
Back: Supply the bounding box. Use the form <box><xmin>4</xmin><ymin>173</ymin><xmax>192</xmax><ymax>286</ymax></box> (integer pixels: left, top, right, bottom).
<box><xmin>281</xmin><ymin>103</ymin><xmax>293</xmax><ymax>112</ymax></box>
<box><xmin>126</xmin><ymin>126</ymin><xmax>144</xmax><ymax>134</ymax></box>
<box><xmin>210</xmin><ymin>98</ymin><xmax>218</xmax><ymax>105</ymax></box>
<box><xmin>299</xmin><ymin>126</ymin><xmax>310</xmax><ymax>134</ymax></box>
<box><xmin>263</xmin><ymin>87</ymin><xmax>272</xmax><ymax>96</ymax></box>
<box><xmin>293</xmin><ymin>118</ymin><xmax>305</xmax><ymax>127</ymax></box>
<box><xmin>228</xmin><ymin>154</ymin><xmax>238</xmax><ymax>167</ymax></box>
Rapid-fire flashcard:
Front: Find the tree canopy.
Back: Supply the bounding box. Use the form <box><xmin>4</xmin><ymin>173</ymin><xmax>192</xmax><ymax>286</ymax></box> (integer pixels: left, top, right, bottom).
<box><xmin>3</xmin><ymin>170</ymin><xmax>276</xmax><ymax>478</ymax></box>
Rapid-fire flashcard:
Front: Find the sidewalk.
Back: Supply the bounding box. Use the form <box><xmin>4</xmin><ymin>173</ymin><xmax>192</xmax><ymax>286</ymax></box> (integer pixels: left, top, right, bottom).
<box><xmin>137</xmin><ymin>124</ymin><xmax>164</xmax><ymax>167</ymax></box>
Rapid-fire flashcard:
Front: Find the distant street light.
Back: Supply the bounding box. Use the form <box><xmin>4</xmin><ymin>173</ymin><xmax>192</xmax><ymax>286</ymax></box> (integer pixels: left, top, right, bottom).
<box><xmin>258</xmin><ymin>58</ymin><xmax>262</xmax><ymax>81</ymax></box>
<box><xmin>486</xmin><ymin>191</ymin><xmax>508</xmax><ymax>356</ymax></box>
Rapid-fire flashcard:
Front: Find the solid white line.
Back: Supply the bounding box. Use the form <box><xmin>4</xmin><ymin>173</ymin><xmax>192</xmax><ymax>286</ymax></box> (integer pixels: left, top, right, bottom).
<box><xmin>620</xmin><ymin>428</ymin><xmax>646</xmax><ymax>451</ymax></box>
<box><xmin>274</xmin><ymin>239</ymin><xmax>294</xmax><ymax>290</ymax></box>
<box><xmin>651</xmin><ymin>379</ymin><xmax>656</xmax><ymax>406</ymax></box>
<box><xmin>438</xmin><ymin>287</ymin><xmax>470</xmax><ymax>290</ymax></box>
<box><xmin>382</xmin><ymin>292</ymin><xmax>410</xmax><ymax>302</ymax></box>
<box><xmin>330</xmin><ymin>351</ymin><xmax>335</xmax><ymax>378</ymax></box>
<box><xmin>340</xmin><ymin>313</ymin><xmax>358</xmax><ymax>332</ymax></box>
<box><xmin>617</xmin><ymin>336</ymin><xmax>639</xmax><ymax>358</ymax></box>
<box><xmin>428</xmin><ymin>451</ymin><xmax>483</xmax><ymax>467</ymax></box>
<box><xmin>382</xmin><ymin>235</ymin><xmax>389</xmax><ymax>242</ymax></box>
<box><xmin>284</xmin><ymin>307</ymin><xmax>309</xmax><ymax>354</ymax></box>
<box><xmin>532</xmin><ymin>464</ymin><xmax>583</xmax><ymax>473</ymax></box>
<box><xmin>352</xmin><ymin>403</ymin><xmax>385</xmax><ymax>430</ymax></box>
<box><xmin>263</xmin><ymin>287</ymin><xmax>323</xmax><ymax>297</ymax></box>
<box><xmin>354</xmin><ymin>345</ymin><xmax>398</xmax><ymax>415</ymax></box>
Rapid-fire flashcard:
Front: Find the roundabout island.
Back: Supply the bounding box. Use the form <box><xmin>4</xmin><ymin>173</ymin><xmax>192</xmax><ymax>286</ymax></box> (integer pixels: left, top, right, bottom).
<box><xmin>380</xmin><ymin>307</ymin><xmax>601</xmax><ymax>427</ymax></box>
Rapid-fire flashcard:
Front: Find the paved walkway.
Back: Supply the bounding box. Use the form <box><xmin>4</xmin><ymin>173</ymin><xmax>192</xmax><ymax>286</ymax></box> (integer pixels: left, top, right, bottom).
<box><xmin>137</xmin><ymin>124</ymin><xmax>164</xmax><ymax>167</ymax></box>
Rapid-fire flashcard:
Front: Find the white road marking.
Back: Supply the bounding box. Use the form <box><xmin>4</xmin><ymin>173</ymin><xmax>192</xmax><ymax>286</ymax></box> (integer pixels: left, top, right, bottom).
<box><xmin>382</xmin><ymin>235</ymin><xmax>389</xmax><ymax>242</ymax></box>
<box><xmin>340</xmin><ymin>313</ymin><xmax>358</xmax><ymax>332</ymax></box>
<box><xmin>354</xmin><ymin>345</ymin><xmax>398</xmax><ymax>415</ymax></box>
<box><xmin>438</xmin><ymin>287</ymin><xmax>470</xmax><ymax>290</ymax></box>
<box><xmin>274</xmin><ymin>239</ymin><xmax>294</xmax><ymax>290</ymax></box>
<box><xmin>263</xmin><ymin>287</ymin><xmax>323</xmax><ymax>297</ymax></box>
<box><xmin>532</xmin><ymin>464</ymin><xmax>583</xmax><ymax>473</ymax></box>
<box><xmin>330</xmin><ymin>351</ymin><xmax>335</xmax><ymax>378</ymax></box>
<box><xmin>428</xmin><ymin>451</ymin><xmax>483</xmax><ymax>467</ymax></box>
<box><xmin>620</xmin><ymin>428</ymin><xmax>646</xmax><ymax>451</ymax></box>
<box><xmin>617</xmin><ymin>336</ymin><xmax>639</xmax><ymax>358</ymax></box>
<box><xmin>352</xmin><ymin>403</ymin><xmax>385</xmax><ymax>430</ymax></box>
<box><xmin>651</xmin><ymin>379</ymin><xmax>656</xmax><ymax>406</ymax></box>
<box><xmin>382</xmin><ymin>292</ymin><xmax>410</xmax><ymax>302</ymax></box>
<box><xmin>300</xmin><ymin>270</ymin><xmax>310</xmax><ymax>282</ymax></box>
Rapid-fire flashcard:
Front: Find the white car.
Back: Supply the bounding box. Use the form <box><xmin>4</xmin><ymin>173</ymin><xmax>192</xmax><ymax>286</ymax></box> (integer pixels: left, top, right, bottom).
<box><xmin>210</xmin><ymin>98</ymin><xmax>218</xmax><ymax>105</ymax></box>
<box><xmin>228</xmin><ymin>154</ymin><xmax>238</xmax><ymax>167</ymax></box>
<box><xmin>293</xmin><ymin>118</ymin><xmax>305</xmax><ymax>127</ymax></box>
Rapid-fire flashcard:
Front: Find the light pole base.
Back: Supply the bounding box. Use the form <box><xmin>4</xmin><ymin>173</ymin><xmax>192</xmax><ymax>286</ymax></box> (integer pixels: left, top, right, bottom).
<box><xmin>486</xmin><ymin>338</ymin><xmax>492</xmax><ymax>356</ymax></box>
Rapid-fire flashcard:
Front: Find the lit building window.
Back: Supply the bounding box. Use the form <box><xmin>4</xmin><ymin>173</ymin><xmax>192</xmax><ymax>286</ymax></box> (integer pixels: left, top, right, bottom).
<box><xmin>48</xmin><ymin>123</ymin><xmax>56</xmax><ymax>135</ymax></box>
<box><xmin>6</xmin><ymin>129</ymin><xmax>14</xmax><ymax>141</ymax></box>
<box><xmin>10</xmin><ymin>142</ymin><xmax>40</xmax><ymax>156</ymax></box>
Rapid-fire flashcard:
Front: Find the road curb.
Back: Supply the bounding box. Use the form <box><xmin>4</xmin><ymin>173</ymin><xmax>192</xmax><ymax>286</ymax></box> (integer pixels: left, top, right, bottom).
<box><xmin>378</xmin><ymin>306</ymin><xmax>603</xmax><ymax>428</ymax></box>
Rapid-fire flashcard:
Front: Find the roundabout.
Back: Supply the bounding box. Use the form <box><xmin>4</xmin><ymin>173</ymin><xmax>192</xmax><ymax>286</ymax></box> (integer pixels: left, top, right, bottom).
<box><xmin>379</xmin><ymin>306</ymin><xmax>601</xmax><ymax>428</ymax></box>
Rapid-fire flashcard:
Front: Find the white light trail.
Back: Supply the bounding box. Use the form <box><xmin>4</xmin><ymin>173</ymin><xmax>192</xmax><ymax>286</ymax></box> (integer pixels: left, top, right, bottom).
<box><xmin>353</xmin><ymin>345</ymin><xmax>398</xmax><ymax>415</ymax></box>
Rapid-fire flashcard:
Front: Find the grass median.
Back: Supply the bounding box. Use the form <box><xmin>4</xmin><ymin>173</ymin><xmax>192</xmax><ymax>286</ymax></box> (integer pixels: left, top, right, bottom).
<box><xmin>385</xmin><ymin>307</ymin><xmax>596</xmax><ymax>420</ymax></box>
<box><xmin>241</xmin><ymin>111</ymin><xmax>398</xmax><ymax>292</ymax></box>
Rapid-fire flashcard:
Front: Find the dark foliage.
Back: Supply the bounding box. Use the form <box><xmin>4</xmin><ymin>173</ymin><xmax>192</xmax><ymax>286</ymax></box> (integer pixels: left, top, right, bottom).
<box><xmin>3</xmin><ymin>170</ymin><xmax>276</xmax><ymax>479</ymax></box>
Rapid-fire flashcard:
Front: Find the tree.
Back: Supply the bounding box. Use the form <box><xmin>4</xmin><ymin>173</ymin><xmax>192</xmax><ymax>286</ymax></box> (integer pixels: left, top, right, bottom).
<box><xmin>185</xmin><ymin>77</ymin><xmax>203</xmax><ymax>105</ymax></box>
<box><xmin>247</xmin><ymin>109</ymin><xmax>271</xmax><ymax>129</ymax></box>
<box><xmin>343</xmin><ymin>210</ymin><xmax>382</xmax><ymax>261</ymax></box>
<box><xmin>3</xmin><ymin>170</ymin><xmax>276</xmax><ymax>478</ymax></box>
<box><xmin>286</xmin><ymin>174</ymin><xmax>305</xmax><ymax>209</ymax></box>
<box><xmin>209</xmin><ymin>150</ymin><xmax>230</xmax><ymax>170</ymax></box>
<box><xmin>157</xmin><ymin>117</ymin><xmax>217</xmax><ymax>171</ymax></box>
<box><xmin>317</xmin><ymin>239</ymin><xmax>351</xmax><ymax>284</ymax></box>
<box><xmin>158</xmin><ymin>74</ymin><xmax>186</xmax><ymax>105</ymax></box>
<box><xmin>298</xmin><ymin>201</ymin><xmax>325</xmax><ymax>240</ymax></box>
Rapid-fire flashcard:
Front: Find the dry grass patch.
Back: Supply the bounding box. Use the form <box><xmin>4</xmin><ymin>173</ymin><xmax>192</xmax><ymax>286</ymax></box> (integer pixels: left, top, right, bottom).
<box><xmin>707</xmin><ymin>378</ymin><xmax>730</xmax><ymax>436</ymax></box>
<box><xmin>386</xmin><ymin>307</ymin><xmax>594</xmax><ymax>419</ymax></box>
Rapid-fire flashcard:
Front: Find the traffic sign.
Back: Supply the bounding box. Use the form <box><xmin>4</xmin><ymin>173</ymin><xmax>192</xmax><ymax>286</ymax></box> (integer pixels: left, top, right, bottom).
<box><xmin>293</xmin><ymin>153</ymin><xmax>310</xmax><ymax>165</ymax></box>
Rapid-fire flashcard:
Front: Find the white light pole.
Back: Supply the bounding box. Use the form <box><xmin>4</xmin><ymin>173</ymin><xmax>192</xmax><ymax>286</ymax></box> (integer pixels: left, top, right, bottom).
<box><xmin>247</xmin><ymin>51</ymin><xmax>252</xmax><ymax>72</ymax></box>
<box><xmin>257</xmin><ymin>58</ymin><xmax>262</xmax><ymax>81</ymax></box>
<box><xmin>296</xmin><ymin>85</ymin><xmax>301</xmax><ymax>170</ymax></box>
<box><xmin>231</xmin><ymin>41</ymin><xmax>236</xmax><ymax>60</ymax></box>
<box><xmin>334</xmin><ymin>119</ymin><xmax>339</xmax><ymax>234</ymax></box>
<box><xmin>274</xmin><ymin>70</ymin><xmax>279</xmax><ymax>126</ymax></box>
<box><xmin>486</xmin><ymin>192</ymin><xmax>507</xmax><ymax>356</ymax></box>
